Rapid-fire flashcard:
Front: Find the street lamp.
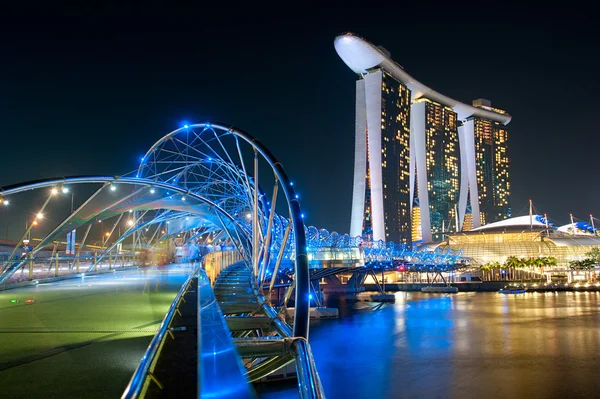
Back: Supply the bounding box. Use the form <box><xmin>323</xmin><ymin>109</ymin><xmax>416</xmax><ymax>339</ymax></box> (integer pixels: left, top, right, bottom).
<box><xmin>102</xmin><ymin>232</ymin><xmax>110</xmax><ymax>249</ymax></box>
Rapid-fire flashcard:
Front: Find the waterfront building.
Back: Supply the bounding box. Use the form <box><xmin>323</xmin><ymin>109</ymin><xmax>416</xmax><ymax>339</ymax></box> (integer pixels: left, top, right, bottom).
<box><xmin>334</xmin><ymin>33</ymin><xmax>511</xmax><ymax>243</ymax></box>
<box><xmin>440</xmin><ymin>215</ymin><xmax>600</xmax><ymax>267</ymax></box>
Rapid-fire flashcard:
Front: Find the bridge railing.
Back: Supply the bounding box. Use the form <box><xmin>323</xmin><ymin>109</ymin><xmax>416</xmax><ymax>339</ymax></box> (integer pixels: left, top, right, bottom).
<box><xmin>203</xmin><ymin>250</ymin><xmax>245</xmax><ymax>284</ymax></box>
<box><xmin>0</xmin><ymin>253</ymin><xmax>138</xmax><ymax>289</ymax></box>
<box><xmin>121</xmin><ymin>264</ymin><xmax>200</xmax><ymax>399</ymax></box>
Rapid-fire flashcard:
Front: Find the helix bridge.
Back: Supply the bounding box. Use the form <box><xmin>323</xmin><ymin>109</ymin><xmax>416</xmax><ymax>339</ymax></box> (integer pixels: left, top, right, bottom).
<box><xmin>0</xmin><ymin>122</ymin><xmax>465</xmax><ymax>398</ymax></box>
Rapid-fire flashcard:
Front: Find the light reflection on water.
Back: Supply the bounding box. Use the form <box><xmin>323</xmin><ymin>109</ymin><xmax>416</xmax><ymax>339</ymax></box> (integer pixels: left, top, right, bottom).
<box><xmin>260</xmin><ymin>291</ymin><xmax>600</xmax><ymax>399</ymax></box>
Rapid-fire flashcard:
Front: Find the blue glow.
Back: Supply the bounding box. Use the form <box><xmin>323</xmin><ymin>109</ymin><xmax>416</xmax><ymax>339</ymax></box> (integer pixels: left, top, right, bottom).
<box><xmin>140</xmin><ymin>156</ymin><xmax>144</xmax><ymax>162</ymax></box>
<box><xmin>207</xmin><ymin>157</ymin><xmax>212</xmax><ymax>161</ymax></box>
<box><xmin>301</xmin><ymin>213</ymin><xmax>305</xmax><ymax>219</ymax></box>
<box><xmin>295</xmin><ymin>194</ymin><xmax>299</xmax><ymax>199</ymax></box>
<box><xmin>183</xmin><ymin>124</ymin><xmax>189</xmax><ymax>129</ymax></box>
<box><xmin>290</xmin><ymin>182</ymin><xmax>294</xmax><ymax>186</ymax></box>
<box><xmin>206</xmin><ymin>122</ymin><xmax>211</xmax><ymax>128</ymax></box>
<box><xmin>309</xmin><ymin>294</ymin><xmax>313</xmax><ymax>300</ymax></box>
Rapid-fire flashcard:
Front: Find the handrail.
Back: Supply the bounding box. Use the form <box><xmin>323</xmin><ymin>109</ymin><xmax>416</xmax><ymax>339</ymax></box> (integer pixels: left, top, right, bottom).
<box><xmin>121</xmin><ymin>265</ymin><xmax>200</xmax><ymax>399</ymax></box>
<box><xmin>292</xmin><ymin>338</ymin><xmax>326</xmax><ymax>399</ymax></box>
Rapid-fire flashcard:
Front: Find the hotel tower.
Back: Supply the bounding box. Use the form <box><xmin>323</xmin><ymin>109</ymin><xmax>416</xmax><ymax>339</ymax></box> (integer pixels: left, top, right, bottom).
<box><xmin>334</xmin><ymin>33</ymin><xmax>512</xmax><ymax>244</ymax></box>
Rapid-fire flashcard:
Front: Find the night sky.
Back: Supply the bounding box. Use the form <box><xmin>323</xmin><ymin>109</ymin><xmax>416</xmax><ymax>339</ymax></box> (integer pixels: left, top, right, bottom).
<box><xmin>0</xmin><ymin>3</ymin><xmax>598</xmax><ymax>232</ymax></box>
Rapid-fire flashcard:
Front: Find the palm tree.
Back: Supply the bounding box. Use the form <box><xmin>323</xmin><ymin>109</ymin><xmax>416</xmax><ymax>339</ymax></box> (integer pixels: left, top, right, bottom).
<box><xmin>532</xmin><ymin>257</ymin><xmax>545</xmax><ymax>280</ymax></box>
<box><xmin>479</xmin><ymin>263</ymin><xmax>491</xmax><ymax>281</ymax></box>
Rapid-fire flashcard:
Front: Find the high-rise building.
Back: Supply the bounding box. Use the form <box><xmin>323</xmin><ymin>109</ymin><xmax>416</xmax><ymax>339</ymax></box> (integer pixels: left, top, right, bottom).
<box><xmin>412</xmin><ymin>98</ymin><xmax>460</xmax><ymax>241</ymax></box>
<box><xmin>335</xmin><ymin>33</ymin><xmax>511</xmax><ymax>243</ymax></box>
<box><xmin>470</xmin><ymin>99</ymin><xmax>511</xmax><ymax>224</ymax></box>
<box><xmin>351</xmin><ymin>69</ymin><xmax>412</xmax><ymax>244</ymax></box>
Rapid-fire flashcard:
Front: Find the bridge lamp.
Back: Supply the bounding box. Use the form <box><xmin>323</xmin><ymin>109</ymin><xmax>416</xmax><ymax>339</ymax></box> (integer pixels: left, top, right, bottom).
<box><xmin>36</xmin><ymin>212</ymin><xmax>44</xmax><ymax>220</ymax></box>
<box><xmin>2</xmin><ymin>199</ymin><xmax>9</xmax><ymax>206</ymax></box>
<box><xmin>246</xmin><ymin>213</ymin><xmax>251</xmax><ymax>219</ymax></box>
<box><xmin>183</xmin><ymin>124</ymin><xmax>189</xmax><ymax>129</ymax></box>
<box><xmin>51</xmin><ymin>187</ymin><xmax>59</xmax><ymax>195</ymax></box>
<box><xmin>181</xmin><ymin>196</ymin><xmax>186</xmax><ymax>201</ymax></box>
<box><xmin>150</xmin><ymin>187</ymin><xmax>156</xmax><ymax>194</ymax></box>
<box><xmin>61</xmin><ymin>186</ymin><xmax>69</xmax><ymax>194</ymax></box>
<box><xmin>105</xmin><ymin>232</ymin><xmax>110</xmax><ymax>237</ymax></box>
<box><xmin>127</xmin><ymin>220</ymin><xmax>134</xmax><ymax>226</ymax></box>
<box><xmin>110</xmin><ymin>184</ymin><xmax>117</xmax><ymax>191</ymax></box>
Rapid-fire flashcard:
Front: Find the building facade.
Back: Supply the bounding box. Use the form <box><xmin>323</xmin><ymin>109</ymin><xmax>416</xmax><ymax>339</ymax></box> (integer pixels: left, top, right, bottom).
<box><xmin>335</xmin><ymin>33</ymin><xmax>511</xmax><ymax>244</ymax></box>
<box><xmin>351</xmin><ymin>70</ymin><xmax>412</xmax><ymax>244</ymax></box>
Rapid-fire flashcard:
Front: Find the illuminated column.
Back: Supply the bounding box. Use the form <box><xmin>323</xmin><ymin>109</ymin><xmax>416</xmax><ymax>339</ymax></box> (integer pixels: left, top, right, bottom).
<box><xmin>410</xmin><ymin>101</ymin><xmax>432</xmax><ymax>242</ymax></box>
<box><xmin>364</xmin><ymin>71</ymin><xmax>385</xmax><ymax>242</ymax></box>
<box><xmin>458</xmin><ymin>119</ymin><xmax>481</xmax><ymax>228</ymax></box>
<box><xmin>350</xmin><ymin>79</ymin><xmax>367</xmax><ymax>237</ymax></box>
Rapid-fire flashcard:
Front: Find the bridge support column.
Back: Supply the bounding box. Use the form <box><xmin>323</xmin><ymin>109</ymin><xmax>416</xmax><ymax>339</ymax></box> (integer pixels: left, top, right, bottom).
<box><xmin>55</xmin><ymin>255</ymin><xmax>59</xmax><ymax>277</ymax></box>
<box><xmin>93</xmin><ymin>252</ymin><xmax>97</xmax><ymax>272</ymax></box>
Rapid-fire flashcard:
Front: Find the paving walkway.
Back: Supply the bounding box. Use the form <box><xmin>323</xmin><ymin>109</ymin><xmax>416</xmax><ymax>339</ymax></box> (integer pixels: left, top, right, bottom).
<box><xmin>0</xmin><ymin>265</ymin><xmax>190</xmax><ymax>399</ymax></box>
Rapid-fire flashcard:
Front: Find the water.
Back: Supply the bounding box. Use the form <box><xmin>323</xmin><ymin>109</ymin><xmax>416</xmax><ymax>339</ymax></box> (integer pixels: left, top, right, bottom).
<box><xmin>260</xmin><ymin>291</ymin><xmax>600</xmax><ymax>399</ymax></box>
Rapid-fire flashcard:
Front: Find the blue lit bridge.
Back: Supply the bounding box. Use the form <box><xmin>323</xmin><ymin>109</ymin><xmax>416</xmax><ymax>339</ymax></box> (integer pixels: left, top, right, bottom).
<box><xmin>0</xmin><ymin>123</ymin><xmax>463</xmax><ymax>398</ymax></box>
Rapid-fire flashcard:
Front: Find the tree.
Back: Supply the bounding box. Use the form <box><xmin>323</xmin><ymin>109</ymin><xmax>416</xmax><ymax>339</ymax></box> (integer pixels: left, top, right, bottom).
<box><xmin>546</xmin><ymin>257</ymin><xmax>557</xmax><ymax>268</ymax></box>
<box><xmin>585</xmin><ymin>248</ymin><xmax>600</xmax><ymax>265</ymax></box>
<box><xmin>505</xmin><ymin>256</ymin><xmax>520</xmax><ymax>269</ymax></box>
<box><xmin>479</xmin><ymin>263</ymin><xmax>492</xmax><ymax>280</ymax></box>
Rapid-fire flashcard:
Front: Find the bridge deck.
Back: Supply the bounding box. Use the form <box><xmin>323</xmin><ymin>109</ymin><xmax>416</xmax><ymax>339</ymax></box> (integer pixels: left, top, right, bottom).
<box><xmin>0</xmin><ymin>266</ymin><xmax>189</xmax><ymax>399</ymax></box>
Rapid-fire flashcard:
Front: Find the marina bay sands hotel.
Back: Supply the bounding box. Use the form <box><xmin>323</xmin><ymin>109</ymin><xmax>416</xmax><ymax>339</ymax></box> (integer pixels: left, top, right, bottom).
<box><xmin>335</xmin><ymin>33</ymin><xmax>511</xmax><ymax>244</ymax></box>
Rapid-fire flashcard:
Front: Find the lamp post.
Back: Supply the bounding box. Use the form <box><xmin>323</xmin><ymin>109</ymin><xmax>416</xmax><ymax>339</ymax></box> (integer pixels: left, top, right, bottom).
<box><xmin>102</xmin><ymin>232</ymin><xmax>110</xmax><ymax>249</ymax></box>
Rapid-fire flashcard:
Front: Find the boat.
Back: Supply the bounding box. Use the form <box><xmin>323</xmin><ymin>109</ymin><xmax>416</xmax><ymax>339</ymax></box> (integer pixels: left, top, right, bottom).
<box><xmin>499</xmin><ymin>284</ymin><xmax>527</xmax><ymax>294</ymax></box>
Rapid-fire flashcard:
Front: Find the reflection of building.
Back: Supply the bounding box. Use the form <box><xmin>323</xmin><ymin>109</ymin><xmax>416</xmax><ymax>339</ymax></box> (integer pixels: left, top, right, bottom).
<box><xmin>440</xmin><ymin>215</ymin><xmax>600</xmax><ymax>266</ymax></box>
<box><xmin>335</xmin><ymin>33</ymin><xmax>512</xmax><ymax>244</ymax></box>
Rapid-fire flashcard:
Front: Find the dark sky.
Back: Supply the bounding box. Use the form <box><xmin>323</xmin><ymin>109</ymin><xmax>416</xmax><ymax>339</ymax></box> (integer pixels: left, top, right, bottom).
<box><xmin>0</xmin><ymin>3</ymin><xmax>598</xmax><ymax>231</ymax></box>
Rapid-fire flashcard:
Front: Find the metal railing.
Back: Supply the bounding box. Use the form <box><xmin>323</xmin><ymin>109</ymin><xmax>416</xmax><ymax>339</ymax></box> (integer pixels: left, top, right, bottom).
<box><xmin>121</xmin><ymin>265</ymin><xmax>199</xmax><ymax>399</ymax></box>
<box><xmin>292</xmin><ymin>338</ymin><xmax>326</xmax><ymax>399</ymax></box>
